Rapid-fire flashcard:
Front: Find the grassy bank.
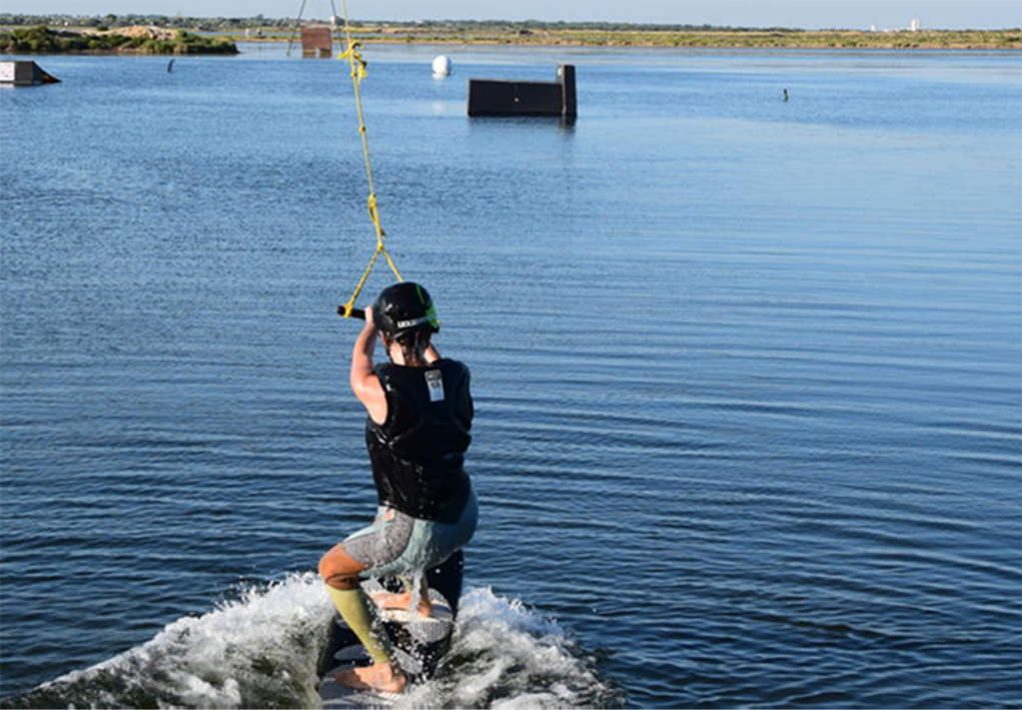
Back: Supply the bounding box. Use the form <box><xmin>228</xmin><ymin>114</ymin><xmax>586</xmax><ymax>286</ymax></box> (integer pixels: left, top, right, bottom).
<box><xmin>0</xmin><ymin>25</ymin><xmax>238</xmax><ymax>54</ymax></box>
<box><xmin>335</xmin><ymin>25</ymin><xmax>1022</xmax><ymax>50</ymax></box>
<box><xmin>1</xmin><ymin>16</ymin><xmax>1018</xmax><ymax>51</ymax></box>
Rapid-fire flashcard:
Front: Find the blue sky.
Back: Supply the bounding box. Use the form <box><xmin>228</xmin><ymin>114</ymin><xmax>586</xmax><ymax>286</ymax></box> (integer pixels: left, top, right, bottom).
<box><xmin>4</xmin><ymin>0</ymin><xmax>1021</xmax><ymax>29</ymax></box>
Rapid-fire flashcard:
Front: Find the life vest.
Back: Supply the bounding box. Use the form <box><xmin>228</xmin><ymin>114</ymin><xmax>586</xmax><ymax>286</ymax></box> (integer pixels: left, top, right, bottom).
<box><xmin>365</xmin><ymin>359</ymin><xmax>472</xmax><ymax>523</ymax></box>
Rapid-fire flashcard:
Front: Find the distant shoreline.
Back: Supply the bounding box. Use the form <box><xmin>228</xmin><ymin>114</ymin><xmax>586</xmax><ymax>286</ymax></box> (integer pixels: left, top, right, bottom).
<box><xmin>1</xmin><ymin>17</ymin><xmax>1019</xmax><ymax>53</ymax></box>
<box><xmin>320</xmin><ymin>25</ymin><xmax>1022</xmax><ymax>51</ymax></box>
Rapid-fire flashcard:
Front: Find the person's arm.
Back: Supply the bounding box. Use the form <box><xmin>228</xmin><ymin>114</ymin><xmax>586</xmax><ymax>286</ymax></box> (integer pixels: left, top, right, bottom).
<box><xmin>424</xmin><ymin>343</ymin><xmax>441</xmax><ymax>364</ymax></box>
<box><xmin>350</xmin><ymin>307</ymin><xmax>388</xmax><ymax>424</ymax></box>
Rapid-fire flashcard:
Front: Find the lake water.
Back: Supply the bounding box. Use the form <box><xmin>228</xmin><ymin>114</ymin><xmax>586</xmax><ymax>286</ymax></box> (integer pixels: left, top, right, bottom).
<box><xmin>1</xmin><ymin>43</ymin><xmax>1020</xmax><ymax>708</ymax></box>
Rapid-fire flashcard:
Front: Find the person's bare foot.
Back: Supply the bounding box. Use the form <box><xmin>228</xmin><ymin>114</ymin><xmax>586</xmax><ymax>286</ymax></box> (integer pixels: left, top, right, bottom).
<box><xmin>335</xmin><ymin>662</ymin><xmax>406</xmax><ymax>693</ymax></box>
<box><xmin>371</xmin><ymin>590</ymin><xmax>433</xmax><ymax>617</ymax></box>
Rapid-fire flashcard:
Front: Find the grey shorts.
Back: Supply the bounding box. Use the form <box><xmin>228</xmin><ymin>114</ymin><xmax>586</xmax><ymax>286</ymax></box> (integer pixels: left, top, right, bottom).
<box><xmin>341</xmin><ymin>489</ymin><xmax>478</xmax><ymax>579</ymax></box>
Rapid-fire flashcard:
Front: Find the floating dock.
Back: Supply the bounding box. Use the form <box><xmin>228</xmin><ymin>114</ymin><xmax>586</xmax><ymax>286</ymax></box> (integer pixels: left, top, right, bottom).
<box><xmin>0</xmin><ymin>61</ymin><xmax>60</xmax><ymax>87</ymax></box>
<box><xmin>468</xmin><ymin>64</ymin><xmax>576</xmax><ymax>121</ymax></box>
<box><xmin>301</xmin><ymin>26</ymin><xmax>333</xmax><ymax>58</ymax></box>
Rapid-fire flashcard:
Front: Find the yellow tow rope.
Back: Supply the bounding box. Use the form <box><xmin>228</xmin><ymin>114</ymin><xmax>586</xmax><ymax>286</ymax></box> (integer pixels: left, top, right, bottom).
<box><xmin>337</xmin><ymin>0</ymin><xmax>403</xmax><ymax>319</ymax></box>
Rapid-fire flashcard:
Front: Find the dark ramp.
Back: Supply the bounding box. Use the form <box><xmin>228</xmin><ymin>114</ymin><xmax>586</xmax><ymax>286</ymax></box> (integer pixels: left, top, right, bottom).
<box><xmin>468</xmin><ymin>64</ymin><xmax>576</xmax><ymax>120</ymax></box>
<box><xmin>0</xmin><ymin>61</ymin><xmax>60</xmax><ymax>86</ymax></box>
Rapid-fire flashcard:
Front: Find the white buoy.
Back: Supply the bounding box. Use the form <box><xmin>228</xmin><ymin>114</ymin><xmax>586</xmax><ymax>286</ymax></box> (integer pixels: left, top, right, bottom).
<box><xmin>432</xmin><ymin>55</ymin><xmax>451</xmax><ymax>78</ymax></box>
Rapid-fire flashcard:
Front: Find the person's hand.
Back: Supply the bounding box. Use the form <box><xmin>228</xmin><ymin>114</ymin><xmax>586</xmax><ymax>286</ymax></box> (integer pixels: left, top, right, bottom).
<box><xmin>363</xmin><ymin>305</ymin><xmax>376</xmax><ymax>331</ymax></box>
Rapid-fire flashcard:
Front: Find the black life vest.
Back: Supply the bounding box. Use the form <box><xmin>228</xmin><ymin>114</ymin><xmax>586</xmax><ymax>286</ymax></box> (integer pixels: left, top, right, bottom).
<box><xmin>365</xmin><ymin>359</ymin><xmax>473</xmax><ymax>523</ymax></box>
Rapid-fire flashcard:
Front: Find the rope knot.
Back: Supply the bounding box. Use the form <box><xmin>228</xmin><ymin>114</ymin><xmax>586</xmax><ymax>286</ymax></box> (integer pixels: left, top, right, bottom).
<box><xmin>339</xmin><ymin>40</ymin><xmax>367</xmax><ymax>81</ymax></box>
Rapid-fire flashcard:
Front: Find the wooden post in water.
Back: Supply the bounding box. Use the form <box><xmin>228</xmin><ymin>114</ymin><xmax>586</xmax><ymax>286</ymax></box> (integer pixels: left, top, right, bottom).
<box><xmin>559</xmin><ymin>64</ymin><xmax>577</xmax><ymax>122</ymax></box>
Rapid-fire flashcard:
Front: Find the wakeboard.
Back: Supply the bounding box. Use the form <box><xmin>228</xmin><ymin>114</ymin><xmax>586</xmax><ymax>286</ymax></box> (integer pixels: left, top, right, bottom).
<box><xmin>317</xmin><ymin>550</ymin><xmax>463</xmax><ymax>707</ymax></box>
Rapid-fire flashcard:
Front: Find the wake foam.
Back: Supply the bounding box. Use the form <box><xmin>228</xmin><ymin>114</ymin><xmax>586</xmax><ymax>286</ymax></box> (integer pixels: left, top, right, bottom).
<box><xmin>8</xmin><ymin>579</ymin><xmax>616</xmax><ymax>709</ymax></box>
<box><xmin>12</xmin><ymin>572</ymin><xmax>333</xmax><ymax>709</ymax></box>
<box><xmin>400</xmin><ymin>587</ymin><xmax>617</xmax><ymax>709</ymax></box>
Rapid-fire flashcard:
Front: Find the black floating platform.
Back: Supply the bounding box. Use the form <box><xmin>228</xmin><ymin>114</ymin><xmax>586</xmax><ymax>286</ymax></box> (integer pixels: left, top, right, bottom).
<box><xmin>468</xmin><ymin>64</ymin><xmax>576</xmax><ymax>121</ymax></box>
<box><xmin>0</xmin><ymin>61</ymin><xmax>60</xmax><ymax>86</ymax></box>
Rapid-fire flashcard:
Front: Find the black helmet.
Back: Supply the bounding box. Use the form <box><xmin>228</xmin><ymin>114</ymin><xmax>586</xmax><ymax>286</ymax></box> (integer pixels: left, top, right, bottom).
<box><xmin>373</xmin><ymin>282</ymin><xmax>439</xmax><ymax>339</ymax></box>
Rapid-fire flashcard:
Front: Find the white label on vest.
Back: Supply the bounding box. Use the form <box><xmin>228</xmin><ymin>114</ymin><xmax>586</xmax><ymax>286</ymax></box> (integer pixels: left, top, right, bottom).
<box><xmin>425</xmin><ymin>369</ymin><xmax>444</xmax><ymax>402</ymax></box>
